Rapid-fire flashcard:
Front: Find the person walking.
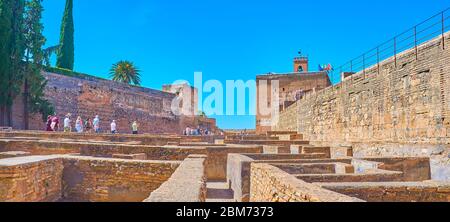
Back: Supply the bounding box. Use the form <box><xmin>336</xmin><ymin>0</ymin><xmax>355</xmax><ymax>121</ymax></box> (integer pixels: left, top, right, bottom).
<box><xmin>63</xmin><ymin>113</ymin><xmax>72</xmax><ymax>133</ymax></box>
<box><xmin>111</xmin><ymin>120</ymin><xmax>117</xmax><ymax>134</ymax></box>
<box><xmin>46</xmin><ymin>115</ymin><xmax>53</xmax><ymax>131</ymax></box>
<box><xmin>131</xmin><ymin>121</ymin><xmax>138</xmax><ymax>135</ymax></box>
<box><xmin>93</xmin><ymin>115</ymin><xmax>100</xmax><ymax>133</ymax></box>
<box><xmin>50</xmin><ymin>114</ymin><xmax>59</xmax><ymax>131</ymax></box>
<box><xmin>85</xmin><ymin>118</ymin><xmax>92</xmax><ymax>133</ymax></box>
<box><xmin>75</xmin><ymin>116</ymin><xmax>83</xmax><ymax>133</ymax></box>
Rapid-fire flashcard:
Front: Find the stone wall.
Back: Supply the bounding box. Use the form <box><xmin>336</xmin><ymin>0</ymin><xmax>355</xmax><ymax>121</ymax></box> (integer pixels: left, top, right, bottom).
<box><xmin>145</xmin><ymin>155</ymin><xmax>207</xmax><ymax>202</ymax></box>
<box><xmin>256</xmin><ymin>72</ymin><xmax>331</xmax><ymax>134</ymax></box>
<box><xmin>61</xmin><ymin>156</ymin><xmax>180</xmax><ymax>202</ymax></box>
<box><xmin>227</xmin><ymin>154</ymin><xmax>255</xmax><ymax>202</ymax></box>
<box><xmin>275</xmin><ymin>33</ymin><xmax>450</xmax><ymax>145</ymax></box>
<box><xmin>0</xmin><ymin>156</ymin><xmax>63</xmax><ymax>202</ymax></box>
<box><xmin>274</xmin><ymin>33</ymin><xmax>450</xmax><ymax>180</ymax></box>
<box><xmin>205</xmin><ymin>146</ymin><xmax>263</xmax><ymax>181</ymax></box>
<box><xmin>273</xmin><ymin>102</ymin><xmax>299</xmax><ymax>132</ymax></box>
<box><xmin>249</xmin><ymin>163</ymin><xmax>363</xmax><ymax>202</ymax></box>
<box><xmin>8</xmin><ymin>72</ymin><xmax>218</xmax><ymax>134</ymax></box>
<box><xmin>319</xmin><ymin>182</ymin><xmax>450</xmax><ymax>202</ymax></box>
<box><xmin>0</xmin><ymin>131</ymin><xmax>181</xmax><ymax>145</ymax></box>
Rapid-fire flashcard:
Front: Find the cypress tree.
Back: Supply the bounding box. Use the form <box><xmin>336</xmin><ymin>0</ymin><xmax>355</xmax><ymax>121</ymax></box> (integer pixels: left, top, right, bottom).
<box><xmin>23</xmin><ymin>0</ymin><xmax>54</xmax><ymax>127</ymax></box>
<box><xmin>0</xmin><ymin>0</ymin><xmax>26</xmax><ymax>126</ymax></box>
<box><xmin>0</xmin><ymin>0</ymin><xmax>13</xmax><ymax>125</ymax></box>
<box><xmin>56</xmin><ymin>0</ymin><xmax>74</xmax><ymax>70</ymax></box>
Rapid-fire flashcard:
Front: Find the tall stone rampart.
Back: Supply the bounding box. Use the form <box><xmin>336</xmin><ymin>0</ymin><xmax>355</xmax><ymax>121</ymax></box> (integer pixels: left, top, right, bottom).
<box><xmin>276</xmin><ymin>33</ymin><xmax>450</xmax><ymax>145</ymax></box>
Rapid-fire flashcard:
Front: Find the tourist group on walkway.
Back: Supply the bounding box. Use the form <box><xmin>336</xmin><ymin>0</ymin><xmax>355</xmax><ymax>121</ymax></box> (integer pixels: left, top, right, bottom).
<box><xmin>183</xmin><ymin>126</ymin><xmax>211</xmax><ymax>136</ymax></box>
<box><xmin>45</xmin><ymin>113</ymin><xmax>213</xmax><ymax>136</ymax></box>
<box><xmin>46</xmin><ymin>113</ymin><xmax>139</xmax><ymax>135</ymax></box>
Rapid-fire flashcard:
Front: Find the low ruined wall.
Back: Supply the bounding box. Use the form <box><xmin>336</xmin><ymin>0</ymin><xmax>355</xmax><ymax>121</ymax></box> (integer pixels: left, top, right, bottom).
<box><xmin>0</xmin><ymin>131</ymin><xmax>181</xmax><ymax>145</ymax></box>
<box><xmin>205</xmin><ymin>146</ymin><xmax>263</xmax><ymax>181</ymax></box>
<box><xmin>0</xmin><ymin>156</ymin><xmax>63</xmax><ymax>202</ymax></box>
<box><xmin>227</xmin><ymin>154</ymin><xmax>255</xmax><ymax>202</ymax></box>
<box><xmin>227</xmin><ymin>154</ymin><xmax>342</xmax><ymax>202</ymax></box>
<box><xmin>363</xmin><ymin>157</ymin><xmax>431</xmax><ymax>181</ymax></box>
<box><xmin>319</xmin><ymin>182</ymin><xmax>450</xmax><ymax>202</ymax></box>
<box><xmin>61</xmin><ymin>156</ymin><xmax>180</xmax><ymax>202</ymax></box>
<box><xmin>276</xmin><ymin>33</ymin><xmax>450</xmax><ymax>145</ymax></box>
<box><xmin>0</xmin><ymin>139</ymin><xmax>81</xmax><ymax>155</ymax></box>
<box><xmin>249</xmin><ymin>163</ymin><xmax>363</xmax><ymax>202</ymax></box>
<box><xmin>80</xmin><ymin>144</ymin><xmax>206</xmax><ymax>161</ymax></box>
<box><xmin>145</xmin><ymin>155</ymin><xmax>207</xmax><ymax>202</ymax></box>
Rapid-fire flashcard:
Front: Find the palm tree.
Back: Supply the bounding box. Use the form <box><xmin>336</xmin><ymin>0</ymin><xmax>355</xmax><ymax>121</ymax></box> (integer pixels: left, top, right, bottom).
<box><xmin>109</xmin><ymin>60</ymin><xmax>141</xmax><ymax>85</ymax></box>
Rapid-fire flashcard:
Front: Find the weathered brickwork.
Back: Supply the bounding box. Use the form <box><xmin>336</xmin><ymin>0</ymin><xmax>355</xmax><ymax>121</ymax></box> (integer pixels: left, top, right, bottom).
<box><xmin>0</xmin><ymin>156</ymin><xmax>63</xmax><ymax>202</ymax></box>
<box><xmin>9</xmin><ymin>72</ymin><xmax>218</xmax><ymax>134</ymax></box>
<box><xmin>275</xmin><ymin>33</ymin><xmax>450</xmax><ymax>145</ymax></box>
<box><xmin>319</xmin><ymin>182</ymin><xmax>450</xmax><ymax>202</ymax></box>
<box><xmin>249</xmin><ymin>163</ymin><xmax>363</xmax><ymax>202</ymax></box>
<box><xmin>61</xmin><ymin>156</ymin><xmax>180</xmax><ymax>202</ymax></box>
<box><xmin>256</xmin><ymin>72</ymin><xmax>331</xmax><ymax>134</ymax></box>
<box><xmin>205</xmin><ymin>146</ymin><xmax>263</xmax><ymax>181</ymax></box>
<box><xmin>145</xmin><ymin>155</ymin><xmax>207</xmax><ymax>202</ymax></box>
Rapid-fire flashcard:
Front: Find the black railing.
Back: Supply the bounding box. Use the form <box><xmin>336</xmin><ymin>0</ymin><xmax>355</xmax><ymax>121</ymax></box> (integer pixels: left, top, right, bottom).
<box><xmin>331</xmin><ymin>7</ymin><xmax>450</xmax><ymax>82</ymax></box>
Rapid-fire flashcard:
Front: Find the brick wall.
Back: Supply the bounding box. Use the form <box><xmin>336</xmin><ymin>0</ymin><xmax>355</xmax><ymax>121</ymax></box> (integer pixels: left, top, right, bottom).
<box><xmin>275</xmin><ymin>33</ymin><xmax>450</xmax><ymax>145</ymax></box>
<box><xmin>0</xmin><ymin>156</ymin><xmax>63</xmax><ymax>202</ymax></box>
<box><xmin>145</xmin><ymin>155</ymin><xmax>207</xmax><ymax>202</ymax></box>
<box><xmin>8</xmin><ymin>72</ymin><xmax>218</xmax><ymax>134</ymax></box>
<box><xmin>249</xmin><ymin>163</ymin><xmax>363</xmax><ymax>202</ymax></box>
<box><xmin>61</xmin><ymin>156</ymin><xmax>180</xmax><ymax>202</ymax></box>
<box><xmin>256</xmin><ymin>72</ymin><xmax>331</xmax><ymax>134</ymax></box>
<box><xmin>319</xmin><ymin>182</ymin><xmax>450</xmax><ymax>202</ymax></box>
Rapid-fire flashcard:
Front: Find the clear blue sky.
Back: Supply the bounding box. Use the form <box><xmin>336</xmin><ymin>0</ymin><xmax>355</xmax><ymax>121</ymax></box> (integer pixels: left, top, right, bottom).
<box><xmin>42</xmin><ymin>0</ymin><xmax>447</xmax><ymax>129</ymax></box>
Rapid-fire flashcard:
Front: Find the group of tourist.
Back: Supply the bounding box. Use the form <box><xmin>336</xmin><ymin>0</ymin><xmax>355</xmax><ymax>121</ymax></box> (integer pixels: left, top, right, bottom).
<box><xmin>183</xmin><ymin>126</ymin><xmax>211</xmax><ymax>136</ymax></box>
<box><xmin>46</xmin><ymin>113</ymin><xmax>140</xmax><ymax>135</ymax></box>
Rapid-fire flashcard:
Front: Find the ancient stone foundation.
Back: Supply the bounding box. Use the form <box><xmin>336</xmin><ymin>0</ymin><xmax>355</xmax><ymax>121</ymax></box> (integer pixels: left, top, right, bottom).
<box><xmin>0</xmin><ymin>129</ymin><xmax>447</xmax><ymax>202</ymax></box>
<box><xmin>0</xmin><ymin>33</ymin><xmax>449</xmax><ymax>203</ymax></box>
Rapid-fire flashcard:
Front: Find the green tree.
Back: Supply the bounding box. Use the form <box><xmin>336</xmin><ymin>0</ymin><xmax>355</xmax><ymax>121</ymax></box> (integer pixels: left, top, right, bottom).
<box><xmin>56</xmin><ymin>0</ymin><xmax>74</xmax><ymax>70</ymax></box>
<box><xmin>0</xmin><ymin>0</ymin><xmax>26</xmax><ymax>126</ymax></box>
<box><xmin>23</xmin><ymin>0</ymin><xmax>54</xmax><ymax>126</ymax></box>
<box><xmin>42</xmin><ymin>45</ymin><xmax>58</xmax><ymax>66</ymax></box>
<box><xmin>110</xmin><ymin>61</ymin><xmax>141</xmax><ymax>86</ymax></box>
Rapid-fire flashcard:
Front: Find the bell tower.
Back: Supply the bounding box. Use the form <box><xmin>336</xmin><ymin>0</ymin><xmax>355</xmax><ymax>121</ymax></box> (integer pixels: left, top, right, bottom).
<box><xmin>294</xmin><ymin>51</ymin><xmax>308</xmax><ymax>73</ymax></box>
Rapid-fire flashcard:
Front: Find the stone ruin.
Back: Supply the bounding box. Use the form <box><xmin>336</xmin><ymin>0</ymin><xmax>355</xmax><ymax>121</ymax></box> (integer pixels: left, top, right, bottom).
<box><xmin>1</xmin><ymin>28</ymin><xmax>450</xmax><ymax>204</ymax></box>
<box><xmin>0</xmin><ymin>130</ymin><xmax>448</xmax><ymax>202</ymax></box>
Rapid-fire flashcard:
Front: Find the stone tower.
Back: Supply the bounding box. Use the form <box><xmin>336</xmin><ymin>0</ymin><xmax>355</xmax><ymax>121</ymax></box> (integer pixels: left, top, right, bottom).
<box><xmin>293</xmin><ymin>56</ymin><xmax>309</xmax><ymax>73</ymax></box>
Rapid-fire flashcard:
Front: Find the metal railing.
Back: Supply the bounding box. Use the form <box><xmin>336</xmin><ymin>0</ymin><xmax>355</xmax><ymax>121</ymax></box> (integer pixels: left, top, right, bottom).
<box><xmin>331</xmin><ymin>7</ymin><xmax>450</xmax><ymax>82</ymax></box>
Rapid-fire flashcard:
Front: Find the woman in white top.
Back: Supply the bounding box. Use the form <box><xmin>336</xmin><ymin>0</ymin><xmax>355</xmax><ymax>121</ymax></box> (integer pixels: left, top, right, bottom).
<box><xmin>111</xmin><ymin>120</ymin><xmax>117</xmax><ymax>134</ymax></box>
<box><xmin>75</xmin><ymin>116</ymin><xmax>83</xmax><ymax>133</ymax></box>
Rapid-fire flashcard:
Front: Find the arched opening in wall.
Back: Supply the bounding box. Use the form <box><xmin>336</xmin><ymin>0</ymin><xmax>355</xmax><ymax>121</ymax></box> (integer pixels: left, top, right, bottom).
<box><xmin>298</xmin><ymin>66</ymin><xmax>304</xmax><ymax>72</ymax></box>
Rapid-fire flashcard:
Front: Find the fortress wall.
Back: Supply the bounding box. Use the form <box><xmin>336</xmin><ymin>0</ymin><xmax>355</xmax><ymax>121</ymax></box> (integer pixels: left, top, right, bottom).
<box><xmin>276</xmin><ymin>33</ymin><xmax>450</xmax><ymax>145</ymax></box>
<box><xmin>10</xmin><ymin>72</ymin><xmax>188</xmax><ymax>134</ymax></box>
